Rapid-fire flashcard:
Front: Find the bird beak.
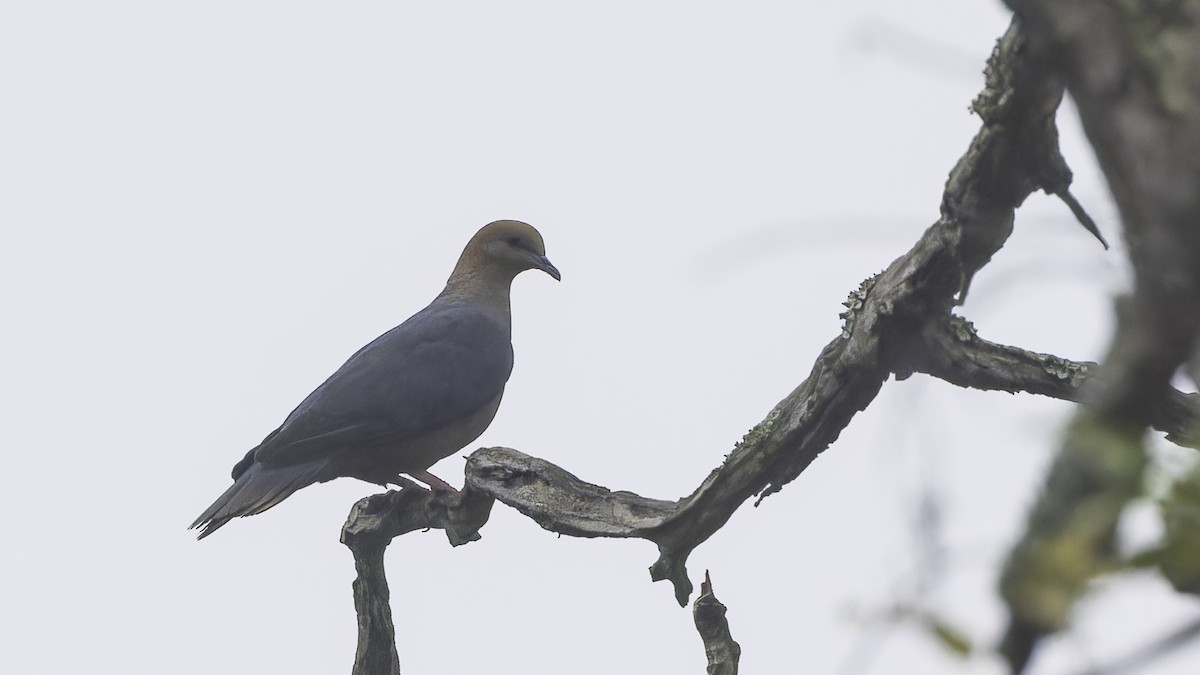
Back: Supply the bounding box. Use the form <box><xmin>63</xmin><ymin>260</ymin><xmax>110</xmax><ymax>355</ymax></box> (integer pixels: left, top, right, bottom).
<box><xmin>533</xmin><ymin>255</ymin><xmax>561</xmax><ymax>281</ymax></box>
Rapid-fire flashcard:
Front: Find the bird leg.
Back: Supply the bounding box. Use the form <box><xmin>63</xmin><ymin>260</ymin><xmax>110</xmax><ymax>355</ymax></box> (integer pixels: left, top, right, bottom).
<box><xmin>408</xmin><ymin>470</ymin><xmax>458</xmax><ymax>492</ymax></box>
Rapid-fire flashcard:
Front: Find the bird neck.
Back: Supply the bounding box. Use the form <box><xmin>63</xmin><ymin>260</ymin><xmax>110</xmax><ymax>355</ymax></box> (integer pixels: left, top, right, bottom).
<box><xmin>438</xmin><ymin>268</ymin><xmax>516</xmax><ymax>321</ymax></box>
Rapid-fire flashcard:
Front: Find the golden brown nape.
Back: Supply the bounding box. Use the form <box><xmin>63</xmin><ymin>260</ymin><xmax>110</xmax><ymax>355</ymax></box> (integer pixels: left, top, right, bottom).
<box><xmin>450</xmin><ymin>220</ymin><xmax>561</xmax><ymax>283</ymax></box>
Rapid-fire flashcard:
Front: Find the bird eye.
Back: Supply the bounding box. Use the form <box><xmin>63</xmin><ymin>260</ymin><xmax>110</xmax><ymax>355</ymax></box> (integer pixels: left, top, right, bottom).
<box><xmin>506</xmin><ymin>236</ymin><xmax>522</xmax><ymax>247</ymax></box>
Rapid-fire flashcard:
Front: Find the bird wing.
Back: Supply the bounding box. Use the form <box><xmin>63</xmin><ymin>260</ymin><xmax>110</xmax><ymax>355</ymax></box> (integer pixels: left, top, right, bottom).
<box><xmin>248</xmin><ymin>300</ymin><xmax>514</xmax><ymax>471</ymax></box>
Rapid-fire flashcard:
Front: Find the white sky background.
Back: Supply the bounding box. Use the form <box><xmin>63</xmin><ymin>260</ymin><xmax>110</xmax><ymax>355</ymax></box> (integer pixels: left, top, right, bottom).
<box><xmin>3</xmin><ymin>2</ymin><xmax>1198</xmax><ymax>674</ymax></box>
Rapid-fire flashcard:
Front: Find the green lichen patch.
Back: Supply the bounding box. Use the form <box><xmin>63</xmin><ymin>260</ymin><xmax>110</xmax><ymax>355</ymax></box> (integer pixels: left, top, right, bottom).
<box><xmin>1041</xmin><ymin>357</ymin><xmax>1089</xmax><ymax>387</ymax></box>
<box><xmin>840</xmin><ymin>275</ymin><xmax>879</xmax><ymax>338</ymax></box>
<box><xmin>733</xmin><ymin>406</ymin><xmax>783</xmax><ymax>455</ymax></box>
<box><xmin>948</xmin><ymin>315</ymin><xmax>978</xmax><ymax>341</ymax></box>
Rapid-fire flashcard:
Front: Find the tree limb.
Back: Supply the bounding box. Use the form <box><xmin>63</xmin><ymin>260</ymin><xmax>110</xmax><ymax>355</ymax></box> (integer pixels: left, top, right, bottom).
<box><xmin>914</xmin><ymin>315</ymin><xmax>1200</xmax><ymax>447</ymax></box>
<box><xmin>1001</xmin><ymin>0</ymin><xmax>1200</xmax><ymax>423</ymax></box>
<box><xmin>693</xmin><ymin>571</ymin><xmax>740</xmax><ymax>675</ymax></box>
<box><xmin>341</xmin><ymin>479</ymin><xmax>495</xmax><ymax>675</ymax></box>
<box><xmin>629</xmin><ymin>17</ymin><xmax>1081</xmax><ymax>604</ymax></box>
<box><xmin>339</xmin><ymin>14</ymin><xmax>1200</xmax><ymax>672</ymax></box>
<box><xmin>347</xmin><ymin>15</ymin><xmax>1106</xmax><ymax>612</ymax></box>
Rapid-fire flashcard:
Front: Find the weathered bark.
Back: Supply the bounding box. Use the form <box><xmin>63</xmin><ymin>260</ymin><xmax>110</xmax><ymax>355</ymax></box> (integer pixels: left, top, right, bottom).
<box><xmin>693</xmin><ymin>572</ymin><xmax>740</xmax><ymax>675</ymax></box>
<box><xmin>341</xmin><ymin>480</ymin><xmax>494</xmax><ymax>674</ymax></box>
<box><xmin>347</xmin><ymin>542</ymin><xmax>398</xmax><ymax>675</ymax></box>
<box><xmin>914</xmin><ymin>315</ymin><xmax>1200</xmax><ymax>448</ymax></box>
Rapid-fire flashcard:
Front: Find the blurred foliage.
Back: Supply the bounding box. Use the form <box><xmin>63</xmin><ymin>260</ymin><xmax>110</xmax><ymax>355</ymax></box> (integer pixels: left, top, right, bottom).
<box><xmin>1159</xmin><ymin>462</ymin><xmax>1200</xmax><ymax>594</ymax></box>
<box><xmin>921</xmin><ymin>614</ymin><xmax>974</xmax><ymax>658</ymax></box>
<box><xmin>1000</xmin><ymin>411</ymin><xmax>1146</xmax><ymax>633</ymax></box>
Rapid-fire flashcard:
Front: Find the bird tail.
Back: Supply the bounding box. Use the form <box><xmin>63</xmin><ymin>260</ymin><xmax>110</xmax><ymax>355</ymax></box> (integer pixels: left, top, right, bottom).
<box><xmin>189</xmin><ymin>460</ymin><xmax>328</xmax><ymax>539</ymax></box>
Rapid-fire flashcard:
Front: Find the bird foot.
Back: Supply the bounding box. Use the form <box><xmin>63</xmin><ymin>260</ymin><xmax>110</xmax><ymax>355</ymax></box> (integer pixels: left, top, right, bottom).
<box><xmin>409</xmin><ymin>470</ymin><xmax>459</xmax><ymax>493</ymax></box>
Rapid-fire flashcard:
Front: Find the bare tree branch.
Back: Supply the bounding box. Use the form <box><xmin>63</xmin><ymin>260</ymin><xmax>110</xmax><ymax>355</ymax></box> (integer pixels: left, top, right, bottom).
<box><xmin>342</xmin><ymin>12</ymin><xmax>1117</xmax><ymax>621</ymax></box>
<box><xmin>1052</xmin><ymin>188</ymin><xmax>1108</xmax><ymax>250</ymax></box>
<box><xmin>580</xmin><ymin>21</ymin><xmax>1080</xmax><ymax>611</ymax></box>
<box><xmin>1001</xmin><ymin>0</ymin><xmax>1200</xmax><ymax>422</ymax></box>
<box><xmin>626</xmin><ymin>18</ymin><xmax>1081</xmax><ymax>605</ymax></box>
<box><xmin>339</xmin><ymin>14</ymin><xmax>1200</xmax><ymax>672</ymax></box>
<box><xmin>913</xmin><ymin>316</ymin><xmax>1200</xmax><ymax>447</ymax></box>
<box><xmin>693</xmin><ymin>571</ymin><xmax>740</xmax><ymax>675</ymax></box>
<box><xmin>341</xmin><ymin>480</ymin><xmax>494</xmax><ymax>675</ymax></box>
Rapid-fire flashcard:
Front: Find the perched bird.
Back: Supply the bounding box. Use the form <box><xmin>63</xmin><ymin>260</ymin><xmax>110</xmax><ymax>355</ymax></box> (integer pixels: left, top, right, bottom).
<box><xmin>191</xmin><ymin>220</ymin><xmax>559</xmax><ymax>539</ymax></box>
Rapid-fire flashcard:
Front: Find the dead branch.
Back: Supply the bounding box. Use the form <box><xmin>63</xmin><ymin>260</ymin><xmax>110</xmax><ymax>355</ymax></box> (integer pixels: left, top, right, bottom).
<box><xmin>341</xmin><ymin>15</ymin><xmax>1200</xmax><ymax>673</ymax></box>
<box><xmin>693</xmin><ymin>571</ymin><xmax>740</xmax><ymax>675</ymax></box>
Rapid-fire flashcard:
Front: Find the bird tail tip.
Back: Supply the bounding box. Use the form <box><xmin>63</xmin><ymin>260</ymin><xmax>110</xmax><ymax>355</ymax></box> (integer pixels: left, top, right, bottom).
<box><xmin>189</xmin><ymin>461</ymin><xmax>326</xmax><ymax>540</ymax></box>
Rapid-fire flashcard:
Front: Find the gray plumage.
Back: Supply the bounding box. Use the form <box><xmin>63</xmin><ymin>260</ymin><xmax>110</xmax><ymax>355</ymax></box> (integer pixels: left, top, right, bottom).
<box><xmin>191</xmin><ymin>220</ymin><xmax>559</xmax><ymax>538</ymax></box>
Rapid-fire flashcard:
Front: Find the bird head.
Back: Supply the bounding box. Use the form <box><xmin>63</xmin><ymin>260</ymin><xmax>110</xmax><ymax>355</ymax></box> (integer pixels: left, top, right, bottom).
<box><xmin>465</xmin><ymin>220</ymin><xmax>561</xmax><ymax>281</ymax></box>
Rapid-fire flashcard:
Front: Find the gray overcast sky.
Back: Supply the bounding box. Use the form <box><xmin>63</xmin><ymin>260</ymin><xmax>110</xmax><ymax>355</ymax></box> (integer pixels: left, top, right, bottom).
<box><xmin>3</xmin><ymin>2</ymin><xmax>1197</xmax><ymax>674</ymax></box>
